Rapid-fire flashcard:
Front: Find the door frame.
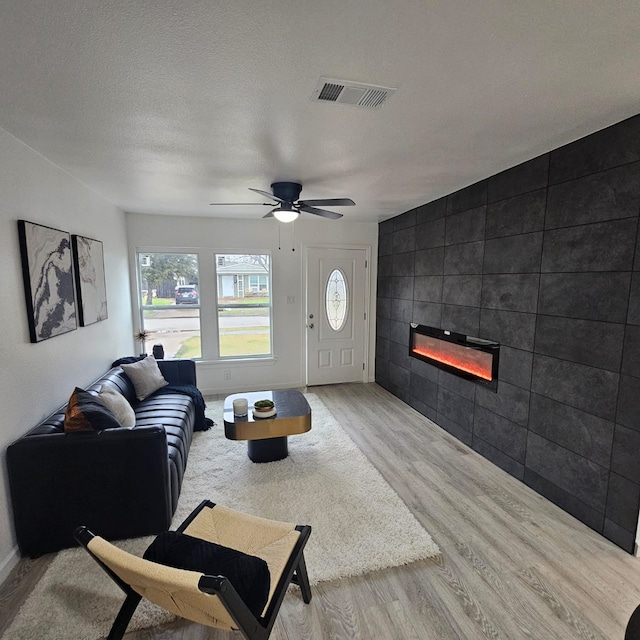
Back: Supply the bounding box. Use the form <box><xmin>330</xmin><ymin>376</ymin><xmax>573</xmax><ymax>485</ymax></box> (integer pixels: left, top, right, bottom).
<box><xmin>302</xmin><ymin>243</ymin><xmax>372</xmax><ymax>386</ymax></box>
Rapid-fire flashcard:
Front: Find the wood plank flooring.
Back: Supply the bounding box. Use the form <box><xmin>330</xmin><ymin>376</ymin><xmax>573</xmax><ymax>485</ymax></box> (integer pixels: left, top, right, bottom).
<box><xmin>2</xmin><ymin>382</ymin><xmax>640</xmax><ymax>639</ymax></box>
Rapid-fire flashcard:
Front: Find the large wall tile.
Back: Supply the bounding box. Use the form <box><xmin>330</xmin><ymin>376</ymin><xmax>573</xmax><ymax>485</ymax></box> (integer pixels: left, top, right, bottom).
<box><xmin>524</xmin><ymin>468</ymin><xmax>605</xmax><ymax>532</ymax></box>
<box><xmin>622</xmin><ymin>325</ymin><xmax>640</xmax><ymax>375</ymax></box>
<box><xmin>475</xmin><ymin>380</ymin><xmax>530</xmax><ymax>426</ymax></box>
<box><xmin>628</xmin><ymin>273</ymin><xmax>640</xmax><ymax>325</ymax></box>
<box><xmin>498</xmin><ymin>346</ymin><xmax>533</xmax><ymax>390</ymax></box>
<box><xmin>410</xmin><ymin>373</ymin><xmax>438</xmax><ymax>410</ymax></box>
<box><xmin>444</xmin><ymin>241</ymin><xmax>485</xmax><ymax>275</ymax></box>
<box><xmin>416</xmin><ymin>197</ymin><xmax>446</xmax><ymax>224</ymax></box>
<box><xmin>391</xmin><ymin>276</ymin><xmax>415</xmax><ymax>300</ymax></box>
<box><xmin>479</xmin><ymin>308</ymin><xmax>536</xmax><ymax>350</ymax></box>
<box><xmin>389</xmin><ymin>319</ymin><xmax>410</xmax><ymax>346</ymax></box>
<box><xmin>538</xmin><ymin>272</ymin><xmax>631</xmax><ymax>323</ymax></box>
<box><xmin>481</xmin><ymin>274</ymin><xmax>540</xmax><ymax>313</ymax></box>
<box><xmin>541</xmin><ymin>219</ymin><xmax>637</xmax><ymax>272</ymax></box>
<box><xmin>545</xmin><ymin>162</ymin><xmax>640</xmax><ymax>229</ymax></box>
<box><xmin>549</xmin><ymin>114</ymin><xmax>640</xmax><ymax>184</ymax></box>
<box><xmin>485</xmin><ymin>189</ymin><xmax>547</xmax><ymax>239</ymax></box>
<box><xmin>436</xmin><ymin>413</ymin><xmax>473</xmax><ymax>446</ymax></box>
<box><xmin>534</xmin><ymin>315</ymin><xmax>625</xmax><ymax>372</ymax></box>
<box><xmin>474</xmin><ymin>405</ymin><xmax>527</xmax><ymax>463</ymax></box>
<box><xmin>531</xmin><ymin>354</ymin><xmax>619</xmax><ymax>421</ymax></box>
<box><xmin>410</xmin><ymin>355</ymin><xmax>440</xmax><ymax>383</ymax></box>
<box><xmin>447</xmin><ymin>180</ymin><xmax>487</xmax><ymax>215</ymax></box>
<box><xmin>616</xmin><ymin>374</ymin><xmax>640</xmax><ymax>432</ymax></box>
<box><xmin>441</xmin><ymin>304</ymin><xmax>480</xmax><ymax>336</ymax></box>
<box><xmin>483</xmin><ymin>232</ymin><xmax>543</xmax><ymax>274</ymax></box>
<box><xmin>472</xmin><ymin>436</ymin><xmax>524</xmax><ymax>480</ymax></box>
<box><xmin>376</xmin><ymin>336</ymin><xmax>391</xmax><ymax>361</ymax></box>
<box><xmin>438</xmin><ymin>386</ymin><xmax>475</xmax><ymax>431</ymax></box>
<box><xmin>412</xmin><ymin>301</ymin><xmax>442</xmax><ymax>327</ymax></box>
<box><xmin>611</xmin><ymin>425</ymin><xmax>640</xmax><ymax>484</ymax></box>
<box><xmin>378</xmin><ymin>232</ymin><xmax>394</xmax><ymax>256</ymax></box>
<box><xmin>415</xmin><ymin>247</ymin><xmax>444</xmax><ymax>275</ymax></box>
<box><xmin>528</xmin><ymin>393</ymin><xmax>614</xmax><ymax>467</ymax></box>
<box><xmin>526</xmin><ymin>432</ymin><xmax>609</xmax><ymax>512</ymax></box>
<box><xmin>377</xmin><ymin>296</ymin><xmax>391</xmax><ymax>320</ymax></box>
<box><xmin>393</xmin><ymin>252</ymin><xmax>415</xmax><ymax>277</ymax></box>
<box><xmin>393</xmin><ymin>227</ymin><xmax>417</xmax><ymax>253</ymax></box>
<box><xmin>393</xmin><ymin>209</ymin><xmax>417</xmax><ymax>231</ymax></box>
<box><xmin>437</xmin><ymin>369</ymin><xmax>477</xmax><ymax>402</ymax></box>
<box><xmin>390</xmin><ymin>298</ymin><xmax>413</xmax><ymax>323</ymax></box>
<box><xmin>416</xmin><ymin>218</ymin><xmax>445</xmax><ymax>250</ymax></box>
<box><xmin>376</xmin><ymin>317</ymin><xmax>391</xmax><ymax>340</ymax></box>
<box><xmin>378</xmin><ymin>254</ymin><xmax>393</xmax><ymax>276</ymax></box>
<box><xmin>443</xmin><ymin>275</ymin><xmax>482</xmax><ymax>307</ymax></box>
<box><xmin>445</xmin><ymin>206</ymin><xmax>486</xmax><ymax>245</ymax></box>
<box><xmin>379</xmin><ymin>219</ymin><xmax>394</xmax><ymax>236</ymax></box>
<box><xmin>389</xmin><ymin>362</ymin><xmax>410</xmax><ymax>389</ymax></box>
<box><xmin>377</xmin><ymin>276</ymin><xmax>393</xmax><ymax>299</ymax></box>
<box><xmin>488</xmin><ymin>154</ymin><xmax>550</xmax><ymax>202</ymax></box>
<box><xmin>605</xmin><ymin>472</ymin><xmax>640</xmax><ymax>533</ymax></box>
<box><xmin>603</xmin><ymin>518</ymin><xmax>635</xmax><ymax>554</ymax></box>
<box><xmin>414</xmin><ymin>275</ymin><xmax>443</xmax><ymax>303</ymax></box>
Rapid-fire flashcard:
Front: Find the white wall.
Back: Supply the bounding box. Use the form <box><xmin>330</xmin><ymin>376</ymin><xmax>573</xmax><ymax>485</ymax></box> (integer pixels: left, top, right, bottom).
<box><xmin>0</xmin><ymin>129</ymin><xmax>133</xmax><ymax>582</ymax></box>
<box><xmin>126</xmin><ymin>213</ymin><xmax>379</xmax><ymax>394</ymax></box>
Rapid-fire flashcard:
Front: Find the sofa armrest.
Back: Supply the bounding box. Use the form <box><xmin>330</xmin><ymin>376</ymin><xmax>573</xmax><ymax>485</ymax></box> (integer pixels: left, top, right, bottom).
<box><xmin>7</xmin><ymin>425</ymin><xmax>171</xmax><ymax>557</ymax></box>
<box><xmin>157</xmin><ymin>358</ymin><xmax>197</xmax><ymax>387</ymax></box>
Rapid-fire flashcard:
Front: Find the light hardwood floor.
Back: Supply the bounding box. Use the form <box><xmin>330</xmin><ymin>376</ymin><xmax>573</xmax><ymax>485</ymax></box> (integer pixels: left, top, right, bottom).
<box><xmin>2</xmin><ymin>382</ymin><xmax>640</xmax><ymax>639</ymax></box>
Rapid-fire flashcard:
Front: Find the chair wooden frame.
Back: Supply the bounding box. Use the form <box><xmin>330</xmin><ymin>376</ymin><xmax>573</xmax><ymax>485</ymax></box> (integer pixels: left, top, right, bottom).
<box><xmin>74</xmin><ymin>500</ymin><xmax>312</xmax><ymax>640</ymax></box>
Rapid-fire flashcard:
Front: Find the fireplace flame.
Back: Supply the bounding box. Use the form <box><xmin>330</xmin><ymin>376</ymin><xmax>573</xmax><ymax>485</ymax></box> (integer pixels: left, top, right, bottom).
<box><xmin>412</xmin><ymin>343</ymin><xmax>493</xmax><ymax>381</ymax></box>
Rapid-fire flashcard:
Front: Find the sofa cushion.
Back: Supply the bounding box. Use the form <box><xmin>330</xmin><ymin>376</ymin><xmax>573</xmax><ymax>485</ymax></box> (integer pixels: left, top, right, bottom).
<box><xmin>64</xmin><ymin>387</ymin><xmax>121</xmax><ymax>432</ymax></box>
<box><xmin>121</xmin><ymin>356</ymin><xmax>168</xmax><ymax>401</ymax></box>
<box><xmin>98</xmin><ymin>385</ymin><xmax>136</xmax><ymax>428</ymax></box>
<box><xmin>144</xmin><ymin>531</ymin><xmax>271</xmax><ymax>618</ymax></box>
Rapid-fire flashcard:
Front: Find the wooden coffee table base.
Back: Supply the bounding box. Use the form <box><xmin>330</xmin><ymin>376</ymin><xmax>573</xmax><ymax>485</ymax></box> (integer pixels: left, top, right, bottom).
<box><xmin>223</xmin><ymin>390</ymin><xmax>311</xmax><ymax>463</ymax></box>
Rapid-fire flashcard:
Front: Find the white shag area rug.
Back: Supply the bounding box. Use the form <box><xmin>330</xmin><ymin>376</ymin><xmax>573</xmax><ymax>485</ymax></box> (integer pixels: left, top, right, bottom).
<box><xmin>4</xmin><ymin>393</ymin><xmax>439</xmax><ymax>640</ymax></box>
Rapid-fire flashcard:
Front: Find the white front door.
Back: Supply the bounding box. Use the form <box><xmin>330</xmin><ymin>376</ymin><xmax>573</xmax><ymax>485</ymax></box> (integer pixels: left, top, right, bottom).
<box><xmin>305</xmin><ymin>247</ymin><xmax>369</xmax><ymax>386</ymax></box>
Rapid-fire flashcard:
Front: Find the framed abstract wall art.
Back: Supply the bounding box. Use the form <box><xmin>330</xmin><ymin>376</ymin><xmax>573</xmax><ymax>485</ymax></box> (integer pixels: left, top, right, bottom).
<box><xmin>17</xmin><ymin>220</ymin><xmax>77</xmax><ymax>343</ymax></box>
<box><xmin>72</xmin><ymin>234</ymin><xmax>108</xmax><ymax>326</ymax></box>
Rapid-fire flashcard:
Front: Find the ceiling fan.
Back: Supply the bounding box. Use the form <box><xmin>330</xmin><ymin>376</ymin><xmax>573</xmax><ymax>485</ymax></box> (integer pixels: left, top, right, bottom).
<box><xmin>209</xmin><ymin>182</ymin><xmax>355</xmax><ymax>222</ymax></box>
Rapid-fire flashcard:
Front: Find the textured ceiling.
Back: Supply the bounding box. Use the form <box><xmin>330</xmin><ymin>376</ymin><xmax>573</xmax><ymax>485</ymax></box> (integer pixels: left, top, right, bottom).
<box><xmin>2</xmin><ymin>0</ymin><xmax>640</xmax><ymax>223</ymax></box>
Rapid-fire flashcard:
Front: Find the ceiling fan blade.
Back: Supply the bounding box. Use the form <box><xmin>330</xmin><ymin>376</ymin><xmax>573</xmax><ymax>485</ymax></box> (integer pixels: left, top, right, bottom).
<box><xmin>298</xmin><ymin>204</ymin><xmax>343</xmax><ymax>219</ymax></box>
<box><xmin>263</xmin><ymin>211</ymin><xmax>275</xmax><ymax>218</ymax></box>
<box><xmin>298</xmin><ymin>198</ymin><xmax>355</xmax><ymax>207</ymax></box>
<box><xmin>209</xmin><ymin>202</ymin><xmax>273</xmax><ymax>206</ymax></box>
<box><xmin>248</xmin><ymin>188</ymin><xmax>287</xmax><ymax>204</ymax></box>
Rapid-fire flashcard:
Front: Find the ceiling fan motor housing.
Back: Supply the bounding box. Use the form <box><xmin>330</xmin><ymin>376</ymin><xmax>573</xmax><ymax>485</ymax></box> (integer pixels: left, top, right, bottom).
<box><xmin>271</xmin><ymin>182</ymin><xmax>302</xmax><ymax>203</ymax></box>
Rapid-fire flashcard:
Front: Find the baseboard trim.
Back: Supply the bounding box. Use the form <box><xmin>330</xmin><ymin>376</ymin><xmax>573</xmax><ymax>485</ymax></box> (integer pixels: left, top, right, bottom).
<box><xmin>0</xmin><ymin>545</ymin><xmax>20</xmax><ymax>587</ymax></box>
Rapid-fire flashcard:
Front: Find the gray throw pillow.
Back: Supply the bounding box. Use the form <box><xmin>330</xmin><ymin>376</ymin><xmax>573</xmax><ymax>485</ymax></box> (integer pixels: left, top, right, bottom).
<box><xmin>98</xmin><ymin>385</ymin><xmax>136</xmax><ymax>428</ymax></box>
<box><xmin>121</xmin><ymin>356</ymin><xmax>168</xmax><ymax>401</ymax></box>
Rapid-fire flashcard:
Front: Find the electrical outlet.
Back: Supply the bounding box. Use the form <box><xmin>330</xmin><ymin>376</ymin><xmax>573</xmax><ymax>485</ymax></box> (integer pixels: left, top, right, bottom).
<box><xmin>223</xmin><ymin>370</ymin><xmax>231</xmax><ymax>380</ymax></box>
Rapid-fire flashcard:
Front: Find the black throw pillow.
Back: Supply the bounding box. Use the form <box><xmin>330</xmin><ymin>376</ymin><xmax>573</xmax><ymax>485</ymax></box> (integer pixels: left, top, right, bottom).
<box><xmin>63</xmin><ymin>387</ymin><xmax>122</xmax><ymax>432</ymax></box>
<box><xmin>143</xmin><ymin>531</ymin><xmax>271</xmax><ymax>618</ymax></box>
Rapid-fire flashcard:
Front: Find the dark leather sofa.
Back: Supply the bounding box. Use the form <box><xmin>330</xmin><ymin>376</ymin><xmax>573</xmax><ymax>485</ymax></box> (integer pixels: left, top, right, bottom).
<box><xmin>7</xmin><ymin>359</ymin><xmax>198</xmax><ymax>557</ymax></box>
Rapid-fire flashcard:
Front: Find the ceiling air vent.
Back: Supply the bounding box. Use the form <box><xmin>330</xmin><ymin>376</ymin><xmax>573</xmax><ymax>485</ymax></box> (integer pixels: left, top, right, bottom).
<box><xmin>313</xmin><ymin>77</ymin><xmax>397</xmax><ymax>110</ymax></box>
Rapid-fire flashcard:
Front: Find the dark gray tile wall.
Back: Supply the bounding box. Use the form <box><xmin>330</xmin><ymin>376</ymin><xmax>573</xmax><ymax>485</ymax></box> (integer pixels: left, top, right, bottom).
<box><xmin>376</xmin><ymin>114</ymin><xmax>640</xmax><ymax>553</ymax></box>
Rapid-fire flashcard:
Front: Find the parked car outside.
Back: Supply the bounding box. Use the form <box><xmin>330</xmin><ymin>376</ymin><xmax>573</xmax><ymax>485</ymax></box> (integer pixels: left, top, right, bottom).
<box><xmin>175</xmin><ymin>285</ymin><xmax>199</xmax><ymax>304</ymax></box>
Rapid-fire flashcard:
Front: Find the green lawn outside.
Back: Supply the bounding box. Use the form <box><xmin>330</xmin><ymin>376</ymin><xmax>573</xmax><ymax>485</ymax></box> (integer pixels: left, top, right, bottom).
<box><xmin>174</xmin><ymin>333</ymin><xmax>271</xmax><ymax>358</ymax></box>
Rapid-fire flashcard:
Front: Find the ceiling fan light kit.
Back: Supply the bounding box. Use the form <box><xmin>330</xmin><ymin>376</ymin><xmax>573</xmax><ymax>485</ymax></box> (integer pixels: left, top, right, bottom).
<box><xmin>273</xmin><ymin>206</ymin><xmax>300</xmax><ymax>223</ymax></box>
<box><xmin>209</xmin><ymin>181</ymin><xmax>355</xmax><ymax>221</ymax></box>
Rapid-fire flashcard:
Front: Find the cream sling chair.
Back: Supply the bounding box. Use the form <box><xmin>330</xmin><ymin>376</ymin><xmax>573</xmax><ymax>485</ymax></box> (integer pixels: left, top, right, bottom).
<box><xmin>74</xmin><ymin>500</ymin><xmax>312</xmax><ymax>640</ymax></box>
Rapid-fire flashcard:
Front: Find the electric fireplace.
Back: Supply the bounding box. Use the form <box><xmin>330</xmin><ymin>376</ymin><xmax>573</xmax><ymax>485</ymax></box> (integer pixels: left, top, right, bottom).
<box><xmin>409</xmin><ymin>324</ymin><xmax>500</xmax><ymax>391</ymax></box>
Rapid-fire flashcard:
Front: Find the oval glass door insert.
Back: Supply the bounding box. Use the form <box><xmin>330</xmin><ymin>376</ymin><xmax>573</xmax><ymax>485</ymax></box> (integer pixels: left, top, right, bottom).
<box><xmin>325</xmin><ymin>268</ymin><xmax>348</xmax><ymax>331</ymax></box>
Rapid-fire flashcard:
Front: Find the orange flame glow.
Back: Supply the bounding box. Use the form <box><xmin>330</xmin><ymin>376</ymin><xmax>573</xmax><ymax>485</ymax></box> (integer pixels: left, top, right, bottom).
<box><xmin>412</xmin><ymin>335</ymin><xmax>493</xmax><ymax>381</ymax></box>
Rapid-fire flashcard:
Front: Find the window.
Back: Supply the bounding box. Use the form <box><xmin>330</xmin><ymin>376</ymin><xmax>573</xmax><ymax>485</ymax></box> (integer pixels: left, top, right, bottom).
<box><xmin>325</xmin><ymin>268</ymin><xmax>348</xmax><ymax>331</ymax></box>
<box><xmin>137</xmin><ymin>252</ymin><xmax>201</xmax><ymax>359</ymax></box>
<box><xmin>216</xmin><ymin>253</ymin><xmax>272</xmax><ymax>357</ymax></box>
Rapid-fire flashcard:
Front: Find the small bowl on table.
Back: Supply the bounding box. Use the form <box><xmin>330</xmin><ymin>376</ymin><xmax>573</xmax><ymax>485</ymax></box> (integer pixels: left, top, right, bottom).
<box><xmin>253</xmin><ymin>399</ymin><xmax>276</xmax><ymax>419</ymax></box>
